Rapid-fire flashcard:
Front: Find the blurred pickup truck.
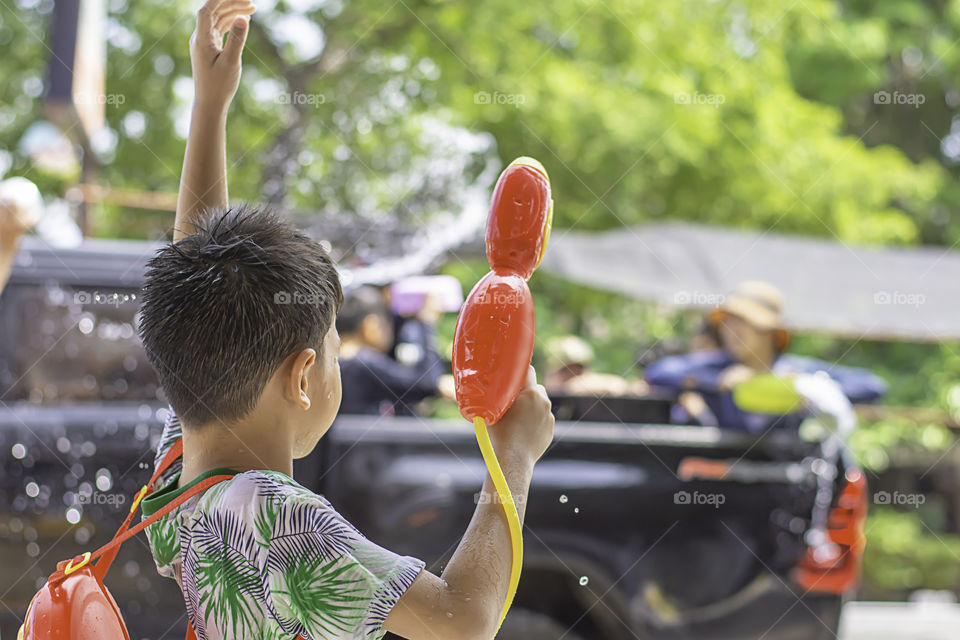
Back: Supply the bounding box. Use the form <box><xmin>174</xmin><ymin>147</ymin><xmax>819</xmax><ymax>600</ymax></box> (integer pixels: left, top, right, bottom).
<box><xmin>0</xmin><ymin>237</ymin><xmax>866</xmax><ymax>640</ymax></box>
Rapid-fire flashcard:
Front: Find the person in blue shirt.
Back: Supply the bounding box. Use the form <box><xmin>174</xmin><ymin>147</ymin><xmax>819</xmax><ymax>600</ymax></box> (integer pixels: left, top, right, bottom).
<box><xmin>645</xmin><ymin>281</ymin><xmax>887</xmax><ymax>432</ymax></box>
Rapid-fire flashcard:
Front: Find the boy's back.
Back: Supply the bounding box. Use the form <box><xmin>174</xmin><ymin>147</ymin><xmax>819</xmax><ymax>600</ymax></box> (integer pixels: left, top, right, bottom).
<box><xmin>144</xmin><ymin>413</ymin><xmax>424</xmax><ymax>640</ymax></box>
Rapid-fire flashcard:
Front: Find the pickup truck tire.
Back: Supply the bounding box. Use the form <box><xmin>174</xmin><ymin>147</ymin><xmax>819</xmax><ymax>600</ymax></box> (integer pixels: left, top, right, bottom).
<box><xmin>497</xmin><ymin>608</ymin><xmax>585</xmax><ymax>640</ymax></box>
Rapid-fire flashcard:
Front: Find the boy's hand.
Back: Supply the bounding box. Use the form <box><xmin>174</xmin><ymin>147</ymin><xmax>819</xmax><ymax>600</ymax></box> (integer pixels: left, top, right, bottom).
<box><xmin>190</xmin><ymin>0</ymin><xmax>256</xmax><ymax>111</ymax></box>
<box><xmin>488</xmin><ymin>366</ymin><xmax>555</xmax><ymax>464</ymax></box>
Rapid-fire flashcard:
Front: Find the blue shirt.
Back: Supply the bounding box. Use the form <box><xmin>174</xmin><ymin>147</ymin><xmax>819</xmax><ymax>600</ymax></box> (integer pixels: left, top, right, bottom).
<box><xmin>644</xmin><ymin>349</ymin><xmax>887</xmax><ymax>432</ymax></box>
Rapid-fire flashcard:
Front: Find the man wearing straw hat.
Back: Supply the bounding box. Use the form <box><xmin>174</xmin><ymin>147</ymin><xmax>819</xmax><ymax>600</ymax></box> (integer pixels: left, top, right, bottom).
<box><xmin>645</xmin><ymin>281</ymin><xmax>886</xmax><ymax>432</ymax></box>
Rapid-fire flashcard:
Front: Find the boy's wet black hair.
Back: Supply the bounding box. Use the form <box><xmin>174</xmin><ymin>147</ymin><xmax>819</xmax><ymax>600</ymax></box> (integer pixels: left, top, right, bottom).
<box><xmin>138</xmin><ymin>205</ymin><xmax>343</xmax><ymax>427</ymax></box>
<box><xmin>335</xmin><ymin>285</ymin><xmax>389</xmax><ymax>335</ymax></box>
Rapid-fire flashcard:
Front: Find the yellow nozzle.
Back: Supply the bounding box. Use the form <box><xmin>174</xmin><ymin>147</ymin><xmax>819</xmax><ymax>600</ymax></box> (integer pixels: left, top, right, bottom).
<box><xmin>509</xmin><ymin>156</ymin><xmax>549</xmax><ymax>180</ymax></box>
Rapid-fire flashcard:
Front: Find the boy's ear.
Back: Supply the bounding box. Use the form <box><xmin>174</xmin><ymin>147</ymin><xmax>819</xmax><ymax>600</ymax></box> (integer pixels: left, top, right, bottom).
<box><xmin>285</xmin><ymin>348</ymin><xmax>317</xmax><ymax>410</ymax></box>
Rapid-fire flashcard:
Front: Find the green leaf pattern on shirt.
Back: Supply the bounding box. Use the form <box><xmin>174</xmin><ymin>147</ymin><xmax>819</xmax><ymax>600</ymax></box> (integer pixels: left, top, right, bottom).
<box><xmin>145</xmin><ymin>412</ymin><xmax>425</xmax><ymax>640</ymax></box>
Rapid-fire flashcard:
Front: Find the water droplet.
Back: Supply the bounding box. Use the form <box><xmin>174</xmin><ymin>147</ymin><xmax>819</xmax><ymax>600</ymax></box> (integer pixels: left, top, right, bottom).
<box><xmin>66</xmin><ymin>507</ymin><xmax>81</xmax><ymax>524</ymax></box>
<box><xmin>559</xmin><ymin>495</ymin><xmax>568</xmax><ymax>504</ymax></box>
<box><xmin>78</xmin><ymin>315</ymin><xmax>94</xmax><ymax>334</ymax></box>
<box><xmin>579</xmin><ymin>576</ymin><xmax>589</xmax><ymax>586</ymax></box>
<box><xmin>574</xmin><ymin>507</ymin><xmax>580</xmax><ymax>514</ymax></box>
<box><xmin>446</xmin><ymin>612</ymin><xmax>453</xmax><ymax>618</ymax></box>
<box><xmin>96</xmin><ymin>468</ymin><xmax>113</xmax><ymax>491</ymax></box>
<box><xmin>56</xmin><ymin>437</ymin><xmax>71</xmax><ymax>453</ymax></box>
<box><xmin>11</xmin><ymin>443</ymin><xmax>27</xmax><ymax>459</ymax></box>
<box><xmin>25</xmin><ymin>482</ymin><xmax>39</xmax><ymax>498</ymax></box>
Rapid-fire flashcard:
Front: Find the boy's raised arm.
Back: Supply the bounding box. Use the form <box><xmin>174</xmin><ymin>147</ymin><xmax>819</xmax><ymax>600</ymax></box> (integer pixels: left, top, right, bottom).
<box><xmin>384</xmin><ymin>367</ymin><xmax>555</xmax><ymax>640</ymax></box>
<box><xmin>173</xmin><ymin>0</ymin><xmax>255</xmax><ymax>242</ymax></box>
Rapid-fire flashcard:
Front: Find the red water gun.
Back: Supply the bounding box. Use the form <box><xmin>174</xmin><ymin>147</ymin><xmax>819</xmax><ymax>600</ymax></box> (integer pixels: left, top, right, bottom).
<box><xmin>452</xmin><ymin>156</ymin><xmax>553</xmax><ymax>629</ymax></box>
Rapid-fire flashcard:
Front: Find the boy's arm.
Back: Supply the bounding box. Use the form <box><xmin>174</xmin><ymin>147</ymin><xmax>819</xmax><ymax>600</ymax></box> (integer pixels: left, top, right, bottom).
<box><xmin>383</xmin><ymin>368</ymin><xmax>554</xmax><ymax>640</ymax></box>
<box><xmin>173</xmin><ymin>0</ymin><xmax>255</xmax><ymax>242</ymax></box>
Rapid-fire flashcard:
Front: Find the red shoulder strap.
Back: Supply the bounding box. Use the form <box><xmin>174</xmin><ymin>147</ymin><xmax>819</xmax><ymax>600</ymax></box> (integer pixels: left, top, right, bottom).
<box><xmin>92</xmin><ymin>437</ymin><xmax>187</xmax><ymax>578</ymax></box>
<box><xmin>50</xmin><ymin>438</ymin><xmax>232</xmax><ymax>584</ymax></box>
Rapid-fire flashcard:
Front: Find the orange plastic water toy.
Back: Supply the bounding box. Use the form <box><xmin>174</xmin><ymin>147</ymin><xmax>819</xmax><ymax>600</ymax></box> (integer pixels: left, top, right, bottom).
<box><xmin>452</xmin><ymin>156</ymin><xmax>553</xmax><ymax>630</ymax></box>
<box><xmin>19</xmin><ymin>440</ymin><xmax>235</xmax><ymax>640</ymax></box>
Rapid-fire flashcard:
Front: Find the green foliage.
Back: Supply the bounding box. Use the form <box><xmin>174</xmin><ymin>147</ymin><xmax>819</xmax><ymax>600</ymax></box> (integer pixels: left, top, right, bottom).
<box><xmin>863</xmin><ymin>507</ymin><xmax>960</xmax><ymax>598</ymax></box>
<box><xmin>850</xmin><ymin>418</ymin><xmax>953</xmax><ymax>473</ymax></box>
<box><xmin>3</xmin><ymin>0</ymin><xmax>957</xmax><ymax>247</ymax></box>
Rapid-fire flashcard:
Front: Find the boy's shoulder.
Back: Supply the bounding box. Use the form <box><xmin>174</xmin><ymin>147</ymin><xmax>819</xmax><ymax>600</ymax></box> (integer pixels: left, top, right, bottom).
<box><xmin>144</xmin><ymin>410</ymin><xmax>356</xmax><ymax>572</ymax></box>
<box><xmin>142</xmin><ymin>467</ymin><xmax>326</xmax><ymax>570</ymax></box>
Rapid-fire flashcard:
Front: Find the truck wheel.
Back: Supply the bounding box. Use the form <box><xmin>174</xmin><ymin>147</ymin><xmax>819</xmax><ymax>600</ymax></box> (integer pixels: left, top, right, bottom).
<box><xmin>497</xmin><ymin>608</ymin><xmax>585</xmax><ymax>640</ymax></box>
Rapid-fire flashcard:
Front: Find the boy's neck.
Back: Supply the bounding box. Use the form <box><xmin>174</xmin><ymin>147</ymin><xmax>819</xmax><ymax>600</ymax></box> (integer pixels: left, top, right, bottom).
<box><xmin>179</xmin><ymin>416</ymin><xmax>294</xmax><ymax>486</ymax></box>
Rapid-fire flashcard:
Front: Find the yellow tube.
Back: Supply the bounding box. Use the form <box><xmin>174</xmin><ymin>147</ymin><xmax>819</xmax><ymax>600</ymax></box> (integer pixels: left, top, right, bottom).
<box><xmin>473</xmin><ymin>416</ymin><xmax>524</xmax><ymax>631</ymax></box>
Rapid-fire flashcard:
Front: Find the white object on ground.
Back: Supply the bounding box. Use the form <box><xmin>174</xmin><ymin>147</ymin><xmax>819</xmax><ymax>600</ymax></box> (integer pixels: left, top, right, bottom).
<box><xmin>840</xmin><ymin>600</ymin><xmax>960</xmax><ymax>640</ymax></box>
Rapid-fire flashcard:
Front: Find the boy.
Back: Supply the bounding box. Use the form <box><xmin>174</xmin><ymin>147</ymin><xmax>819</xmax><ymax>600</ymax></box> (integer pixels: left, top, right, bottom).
<box><xmin>137</xmin><ymin>2</ymin><xmax>555</xmax><ymax>639</ymax></box>
<box><xmin>336</xmin><ymin>286</ymin><xmax>442</xmax><ymax>415</ymax></box>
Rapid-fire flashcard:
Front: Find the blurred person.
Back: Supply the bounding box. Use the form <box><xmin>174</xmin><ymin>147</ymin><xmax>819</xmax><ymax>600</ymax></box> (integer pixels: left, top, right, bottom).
<box><xmin>544</xmin><ymin>335</ymin><xmax>648</xmax><ymax>397</ymax></box>
<box><xmin>0</xmin><ymin>177</ymin><xmax>43</xmax><ymax>295</ymax></box>
<box><xmin>338</xmin><ymin>285</ymin><xmax>443</xmax><ymax>415</ymax></box>
<box><xmin>689</xmin><ymin>318</ymin><xmax>721</xmax><ymax>352</ymax></box>
<box><xmin>388</xmin><ymin>283</ymin><xmax>449</xmax><ymax>415</ymax></box>
<box><xmin>645</xmin><ymin>281</ymin><xmax>886</xmax><ymax>431</ymax></box>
